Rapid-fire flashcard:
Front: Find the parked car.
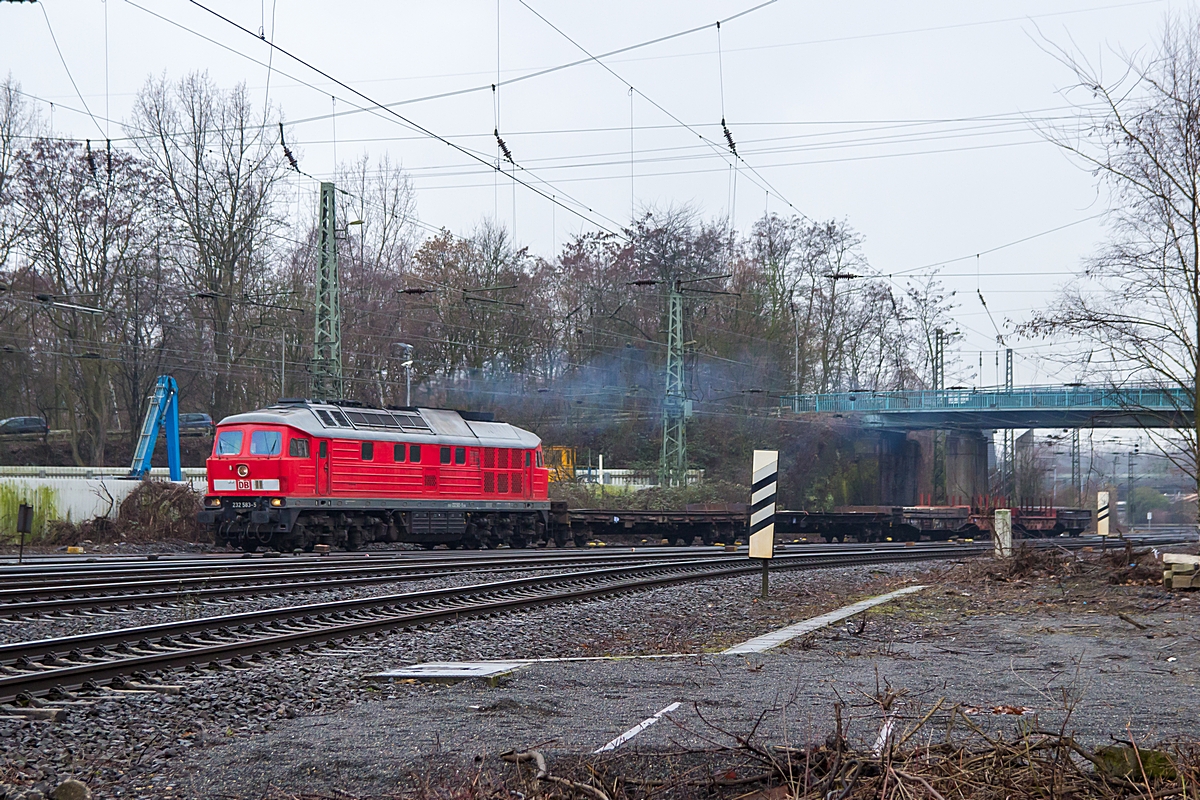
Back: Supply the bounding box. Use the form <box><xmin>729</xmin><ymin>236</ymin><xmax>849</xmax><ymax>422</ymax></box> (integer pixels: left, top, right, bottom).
<box><xmin>0</xmin><ymin>416</ymin><xmax>48</xmax><ymax>436</ymax></box>
<box><xmin>179</xmin><ymin>412</ymin><xmax>215</xmax><ymax>436</ymax></box>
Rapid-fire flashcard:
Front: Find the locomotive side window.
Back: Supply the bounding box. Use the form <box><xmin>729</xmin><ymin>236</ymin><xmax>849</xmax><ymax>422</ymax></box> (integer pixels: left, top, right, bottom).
<box><xmin>250</xmin><ymin>430</ymin><xmax>281</xmax><ymax>456</ymax></box>
<box><xmin>289</xmin><ymin>437</ymin><xmax>310</xmax><ymax>458</ymax></box>
<box><xmin>361</xmin><ymin>441</ymin><xmax>375</xmax><ymax>461</ymax></box>
<box><xmin>536</xmin><ymin>450</ymin><xmax>543</xmax><ymax>467</ymax></box>
<box><xmin>393</xmin><ymin>443</ymin><xmax>406</xmax><ymax>462</ymax></box>
<box><xmin>215</xmin><ymin>430</ymin><xmax>243</xmax><ymax>455</ymax></box>
<box><xmin>319</xmin><ymin>441</ymin><xmax>328</xmax><ymax>458</ymax></box>
<box><xmin>455</xmin><ymin>446</ymin><xmax>466</xmax><ymax>465</ymax></box>
<box><xmin>525</xmin><ymin>451</ymin><xmax>531</xmax><ymax>467</ymax></box>
<box><xmin>410</xmin><ymin>444</ymin><xmax>422</xmax><ymax>462</ymax></box>
<box><xmin>440</xmin><ymin>446</ymin><xmax>452</xmax><ymax>464</ymax></box>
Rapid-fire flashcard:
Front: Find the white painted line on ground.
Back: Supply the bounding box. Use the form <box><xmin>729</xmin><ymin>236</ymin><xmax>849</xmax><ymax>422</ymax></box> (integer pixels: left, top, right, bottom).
<box><xmin>594</xmin><ymin>701</ymin><xmax>682</xmax><ymax>753</ymax></box>
<box><xmin>722</xmin><ymin>585</ymin><xmax>928</xmax><ymax>655</ymax></box>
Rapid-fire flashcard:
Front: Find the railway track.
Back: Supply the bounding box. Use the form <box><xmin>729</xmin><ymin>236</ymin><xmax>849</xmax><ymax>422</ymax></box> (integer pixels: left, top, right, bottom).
<box><xmin>0</xmin><ymin>549</ymin><xmax>763</xmax><ymax>617</ymax></box>
<box><xmin>1</xmin><ymin>531</ymin><xmax>1190</xmax><ymax>618</ymax></box>
<box><xmin>0</xmin><ymin>542</ymin><xmax>989</xmax><ymax>702</ymax></box>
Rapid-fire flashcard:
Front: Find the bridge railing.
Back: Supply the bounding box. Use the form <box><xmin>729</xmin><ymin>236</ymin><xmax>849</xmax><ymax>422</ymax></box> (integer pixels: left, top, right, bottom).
<box><xmin>778</xmin><ymin>385</ymin><xmax>1193</xmax><ymax>414</ymax></box>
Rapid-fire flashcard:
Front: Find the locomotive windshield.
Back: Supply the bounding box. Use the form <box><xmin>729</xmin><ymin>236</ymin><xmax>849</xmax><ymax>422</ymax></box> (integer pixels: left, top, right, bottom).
<box><xmin>215</xmin><ymin>430</ymin><xmax>242</xmax><ymax>455</ymax></box>
<box><xmin>250</xmin><ymin>430</ymin><xmax>282</xmax><ymax>455</ymax></box>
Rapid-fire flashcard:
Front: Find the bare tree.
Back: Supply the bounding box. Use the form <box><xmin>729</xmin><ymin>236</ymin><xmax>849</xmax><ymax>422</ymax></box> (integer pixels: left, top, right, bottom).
<box><xmin>0</xmin><ymin>75</ymin><xmax>38</xmax><ymax>271</ymax></box>
<box><xmin>13</xmin><ymin>139</ymin><xmax>165</xmax><ymax>464</ymax></box>
<box><xmin>1024</xmin><ymin>13</ymin><xmax>1200</xmax><ymax>496</ymax></box>
<box><xmin>128</xmin><ymin>72</ymin><xmax>287</xmax><ymax>420</ymax></box>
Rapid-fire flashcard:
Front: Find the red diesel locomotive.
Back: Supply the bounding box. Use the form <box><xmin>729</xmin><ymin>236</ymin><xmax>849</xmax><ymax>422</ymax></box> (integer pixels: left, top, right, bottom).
<box><xmin>197</xmin><ymin>400</ymin><xmax>574</xmax><ymax>552</ymax></box>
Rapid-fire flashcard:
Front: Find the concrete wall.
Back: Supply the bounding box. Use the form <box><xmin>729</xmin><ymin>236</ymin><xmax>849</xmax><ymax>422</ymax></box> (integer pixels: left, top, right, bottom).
<box><xmin>0</xmin><ymin>468</ymin><xmax>206</xmax><ymax>537</ymax></box>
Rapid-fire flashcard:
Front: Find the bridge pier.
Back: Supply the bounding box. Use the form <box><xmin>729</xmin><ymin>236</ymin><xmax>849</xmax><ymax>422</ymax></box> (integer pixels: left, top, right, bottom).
<box><xmin>908</xmin><ymin>429</ymin><xmax>990</xmax><ymax>506</ymax></box>
<box><xmin>843</xmin><ymin>429</ymin><xmax>988</xmax><ymax>506</ymax></box>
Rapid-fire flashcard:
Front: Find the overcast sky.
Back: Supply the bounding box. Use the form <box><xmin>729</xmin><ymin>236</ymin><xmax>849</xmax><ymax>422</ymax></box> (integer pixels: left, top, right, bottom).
<box><xmin>0</xmin><ymin>0</ymin><xmax>1182</xmax><ymax>390</ymax></box>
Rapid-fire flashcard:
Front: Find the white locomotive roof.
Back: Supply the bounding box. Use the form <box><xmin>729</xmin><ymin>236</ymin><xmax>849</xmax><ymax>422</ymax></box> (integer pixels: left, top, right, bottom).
<box><xmin>217</xmin><ymin>403</ymin><xmax>541</xmax><ymax>449</ymax></box>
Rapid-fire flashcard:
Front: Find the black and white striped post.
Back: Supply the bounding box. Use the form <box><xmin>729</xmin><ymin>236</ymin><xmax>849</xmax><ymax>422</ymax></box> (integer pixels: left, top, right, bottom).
<box><xmin>750</xmin><ymin>450</ymin><xmax>778</xmax><ymax>598</ymax></box>
<box><xmin>1096</xmin><ymin>490</ymin><xmax>1110</xmax><ymax>551</ymax></box>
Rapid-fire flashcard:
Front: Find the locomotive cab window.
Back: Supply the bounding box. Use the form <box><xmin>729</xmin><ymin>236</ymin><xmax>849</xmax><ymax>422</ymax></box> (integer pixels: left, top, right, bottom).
<box><xmin>440</xmin><ymin>446</ymin><xmax>452</xmax><ymax>464</ymax></box>
<box><xmin>361</xmin><ymin>441</ymin><xmax>375</xmax><ymax>461</ymax></box>
<box><xmin>250</xmin><ymin>430</ymin><xmax>281</xmax><ymax>456</ymax></box>
<box><xmin>393</xmin><ymin>443</ymin><xmax>406</xmax><ymax>462</ymax></box>
<box><xmin>409</xmin><ymin>444</ymin><xmax>421</xmax><ymax>463</ymax></box>
<box><xmin>215</xmin><ymin>430</ymin><xmax>243</xmax><ymax>456</ymax></box>
<box><xmin>454</xmin><ymin>446</ymin><xmax>466</xmax><ymax>465</ymax></box>
<box><xmin>525</xmin><ymin>451</ymin><xmax>531</xmax><ymax>467</ymax></box>
<box><xmin>536</xmin><ymin>450</ymin><xmax>543</xmax><ymax>467</ymax></box>
<box><xmin>289</xmin><ymin>437</ymin><xmax>310</xmax><ymax>458</ymax></box>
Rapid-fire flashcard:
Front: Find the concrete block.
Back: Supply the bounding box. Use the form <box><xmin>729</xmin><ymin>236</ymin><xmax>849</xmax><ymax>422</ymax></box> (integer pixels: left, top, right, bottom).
<box><xmin>366</xmin><ymin>661</ymin><xmax>528</xmax><ymax>686</ymax></box>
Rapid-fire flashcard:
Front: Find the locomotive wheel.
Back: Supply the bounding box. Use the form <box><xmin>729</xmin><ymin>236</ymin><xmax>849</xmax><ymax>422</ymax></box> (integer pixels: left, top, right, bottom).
<box><xmin>573</xmin><ymin>534</ymin><xmax>588</xmax><ymax>548</ymax></box>
<box><xmin>510</xmin><ymin>534</ymin><xmax>528</xmax><ymax>549</ymax></box>
<box><xmin>552</xmin><ymin>528</ymin><xmax>568</xmax><ymax>548</ymax></box>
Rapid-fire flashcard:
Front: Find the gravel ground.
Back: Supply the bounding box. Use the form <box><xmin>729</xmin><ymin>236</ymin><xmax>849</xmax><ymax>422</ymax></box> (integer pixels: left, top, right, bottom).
<box><xmin>7</xmin><ymin>548</ymin><xmax>1193</xmax><ymax>800</ymax></box>
<box><xmin>0</xmin><ymin>560</ymin><xmax>925</xmax><ymax>798</ymax></box>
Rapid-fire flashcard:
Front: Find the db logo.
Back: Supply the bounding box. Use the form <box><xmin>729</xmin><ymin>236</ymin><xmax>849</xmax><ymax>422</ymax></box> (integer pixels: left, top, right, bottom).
<box><xmin>236</xmin><ymin>479</ymin><xmax>251</xmax><ymax>490</ymax></box>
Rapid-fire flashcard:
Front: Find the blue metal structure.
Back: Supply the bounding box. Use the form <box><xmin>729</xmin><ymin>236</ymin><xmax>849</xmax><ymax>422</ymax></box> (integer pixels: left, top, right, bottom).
<box><xmin>129</xmin><ymin>376</ymin><xmax>182</xmax><ymax>481</ymax></box>
<box><xmin>779</xmin><ymin>384</ymin><xmax>1194</xmax><ymax>430</ymax></box>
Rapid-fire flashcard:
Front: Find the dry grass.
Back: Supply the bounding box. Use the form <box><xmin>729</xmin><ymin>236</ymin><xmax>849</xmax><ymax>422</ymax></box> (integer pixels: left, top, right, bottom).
<box><xmin>44</xmin><ymin>480</ymin><xmax>204</xmax><ymax>545</ymax></box>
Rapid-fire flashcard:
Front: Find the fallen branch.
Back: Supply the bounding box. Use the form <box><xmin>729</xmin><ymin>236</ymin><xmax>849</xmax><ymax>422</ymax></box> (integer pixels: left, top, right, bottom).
<box><xmin>503</xmin><ymin>749</ymin><xmax>612</xmax><ymax>800</ymax></box>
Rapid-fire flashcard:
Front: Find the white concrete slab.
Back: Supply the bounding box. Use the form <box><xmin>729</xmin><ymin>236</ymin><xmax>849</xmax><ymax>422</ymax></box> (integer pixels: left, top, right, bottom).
<box><xmin>367</xmin><ymin>661</ymin><xmax>530</xmax><ymax>684</ymax></box>
<box><xmin>722</xmin><ymin>585</ymin><xmax>928</xmax><ymax>655</ymax></box>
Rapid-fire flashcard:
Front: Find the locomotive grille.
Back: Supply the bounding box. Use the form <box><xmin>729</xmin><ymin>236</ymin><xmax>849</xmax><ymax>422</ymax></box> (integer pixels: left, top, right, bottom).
<box><xmin>498</xmin><ymin>449</ymin><xmax>509</xmax><ymax>469</ymax></box>
<box><xmin>483</xmin><ymin>448</ymin><xmax>495</xmax><ymax>468</ymax></box>
<box><xmin>498</xmin><ymin>473</ymin><xmax>509</xmax><ymax>493</ymax></box>
<box><xmin>484</xmin><ymin>472</ymin><xmax>495</xmax><ymax>493</ymax></box>
<box><xmin>512</xmin><ymin>473</ymin><xmax>523</xmax><ymax>494</ymax></box>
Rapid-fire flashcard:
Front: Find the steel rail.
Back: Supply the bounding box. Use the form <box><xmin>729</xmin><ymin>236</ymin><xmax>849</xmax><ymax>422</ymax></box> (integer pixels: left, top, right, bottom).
<box><xmin>0</xmin><ymin>555</ymin><xmax>736</xmax><ymax>615</ymax></box>
<box><xmin>0</xmin><ymin>543</ymin><xmax>975</xmax><ymax>612</ymax></box>
<box><xmin>0</xmin><ymin>532</ymin><xmax>1188</xmax><ymax>617</ymax></box>
<box><xmin>0</xmin><ymin>551</ymin><xmax>720</xmax><ymax>602</ymax></box>
<box><xmin>0</xmin><ymin>549</ymin><xmax>636</xmax><ymax>587</ymax></box>
<box><xmin>0</xmin><ymin>544</ymin><xmax>986</xmax><ymax>701</ymax></box>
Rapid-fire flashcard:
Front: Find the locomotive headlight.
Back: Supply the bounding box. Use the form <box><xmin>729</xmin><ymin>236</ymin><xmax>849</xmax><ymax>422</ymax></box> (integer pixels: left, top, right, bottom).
<box><xmin>204</xmin><ymin>496</ymin><xmax>222</xmax><ymax>508</ymax></box>
<box><xmin>236</xmin><ymin>464</ymin><xmax>249</xmax><ymax>477</ymax></box>
<box><xmin>270</xmin><ymin>497</ymin><xmax>283</xmax><ymax>507</ymax></box>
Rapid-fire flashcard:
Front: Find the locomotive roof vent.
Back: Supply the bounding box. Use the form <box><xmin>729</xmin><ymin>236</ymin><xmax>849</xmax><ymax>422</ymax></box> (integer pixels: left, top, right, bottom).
<box><xmin>458</xmin><ymin>410</ymin><xmax>496</xmax><ymax>422</ymax></box>
<box><xmin>275</xmin><ymin>397</ymin><xmax>309</xmax><ymax>406</ymax></box>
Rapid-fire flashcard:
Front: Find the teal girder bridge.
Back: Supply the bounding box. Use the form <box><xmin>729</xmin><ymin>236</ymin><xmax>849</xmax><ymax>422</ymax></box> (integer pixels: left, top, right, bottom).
<box><xmin>779</xmin><ymin>385</ymin><xmax>1195</xmax><ymax>430</ymax></box>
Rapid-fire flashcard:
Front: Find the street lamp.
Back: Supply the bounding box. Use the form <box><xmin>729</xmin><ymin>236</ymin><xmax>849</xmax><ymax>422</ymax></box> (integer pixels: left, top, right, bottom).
<box><xmin>396</xmin><ymin>342</ymin><xmax>414</xmax><ymax>407</ymax></box>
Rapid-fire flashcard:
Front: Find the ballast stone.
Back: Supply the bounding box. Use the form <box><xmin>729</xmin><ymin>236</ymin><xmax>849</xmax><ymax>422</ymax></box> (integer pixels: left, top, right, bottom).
<box><xmin>50</xmin><ymin>780</ymin><xmax>91</xmax><ymax>800</ymax></box>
